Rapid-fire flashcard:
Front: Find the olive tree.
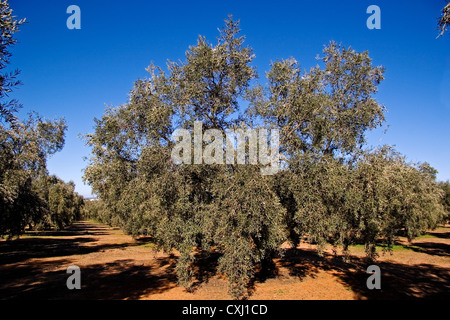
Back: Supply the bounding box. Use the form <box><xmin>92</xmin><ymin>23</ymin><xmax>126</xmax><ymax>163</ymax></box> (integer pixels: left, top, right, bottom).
<box><xmin>249</xmin><ymin>42</ymin><xmax>445</xmax><ymax>260</ymax></box>
<box><xmin>84</xmin><ymin>16</ymin><xmax>286</xmax><ymax>299</ymax></box>
<box><xmin>84</xmin><ymin>16</ymin><xmax>446</xmax><ymax>299</ymax></box>
<box><xmin>0</xmin><ymin>1</ymin><xmax>78</xmax><ymax>238</ymax></box>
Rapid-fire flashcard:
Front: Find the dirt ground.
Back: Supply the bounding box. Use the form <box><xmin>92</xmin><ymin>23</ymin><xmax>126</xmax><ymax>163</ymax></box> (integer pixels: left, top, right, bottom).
<box><xmin>0</xmin><ymin>220</ymin><xmax>448</xmax><ymax>300</ymax></box>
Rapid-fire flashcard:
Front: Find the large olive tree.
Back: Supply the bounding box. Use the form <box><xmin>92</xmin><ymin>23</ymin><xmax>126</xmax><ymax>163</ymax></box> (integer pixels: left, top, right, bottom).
<box><xmin>84</xmin><ymin>16</ymin><xmax>446</xmax><ymax>299</ymax></box>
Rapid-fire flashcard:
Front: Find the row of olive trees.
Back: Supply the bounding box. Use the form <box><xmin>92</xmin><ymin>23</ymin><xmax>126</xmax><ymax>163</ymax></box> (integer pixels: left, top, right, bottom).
<box><xmin>83</xmin><ymin>17</ymin><xmax>447</xmax><ymax>299</ymax></box>
<box><xmin>32</xmin><ymin>175</ymin><xmax>84</xmax><ymax>231</ymax></box>
<box><xmin>438</xmin><ymin>180</ymin><xmax>450</xmax><ymax>219</ymax></box>
<box><xmin>0</xmin><ymin>1</ymin><xmax>83</xmax><ymax>238</ymax></box>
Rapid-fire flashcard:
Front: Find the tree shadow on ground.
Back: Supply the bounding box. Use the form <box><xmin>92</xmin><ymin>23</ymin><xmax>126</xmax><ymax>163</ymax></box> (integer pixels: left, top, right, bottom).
<box><xmin>2</xmin><ymin>221</ymin><xmax>449</xmax><ymax>300</ymax></box>
<box><xmin>145</xmin><ymin>239</ymin><xmax>450</xmax><ymax>300</ymax></box>
<box><xmin>0</xmin><ymin>224</ymin><xmax>130</xmax><ymax>266</ymax></box>
<box><xmin>406</xmin><ymin>241</ymin><xmax>450</xmax><ymax>257</ymax></box>
<box><xmin>0</xmin><ymin>258</ymin><xmax>179</xmax><ymax>300</ymax></box>
<box><xmin>24</xmin><ymin>222</ymin><xmax>112</xmax><ymax>237</ymax></box>
<box><xmin>0</xmin><ymin>221</ymin><xmax>161</xmax><ymax>300</ymax></box>
<box><xmin>339</xmin><ymin>259</ymin><xmax>450</xmax><ymax>300</ymax></box>
<box><xmin>191</xmin><ymin>251</ymin><xmax>222</xmax><ymax>291</ymax></box>
<box><xmin>275</xmin><ymin>247</ymin><xmax>450</xmax><ymax>300</ymax></box>
<box><xmin>63</xmin><ymin>259</ymin><xmax>179</xmax><ymax>300</ymax></box>
<box><xmin>427</xmin><ymin>229</ymin><xmax>450</xmax><ymax>239</ymax></box>
<box><xmin>0</xmin><ymin>237</ymin><xmax>100</xmax><ymax>265</ymax></box>
<box><xmin>0</xmin><ymin>257</ymin><xmax>74</xmax><ymax>299</ymax></box>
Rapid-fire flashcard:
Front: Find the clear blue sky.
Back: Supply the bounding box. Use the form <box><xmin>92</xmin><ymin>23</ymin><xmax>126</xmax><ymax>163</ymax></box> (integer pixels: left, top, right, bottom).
<box><xmin>7</xmin><ymin>0</ymin><xmax>450</xmax><ymax>197</ymax></box>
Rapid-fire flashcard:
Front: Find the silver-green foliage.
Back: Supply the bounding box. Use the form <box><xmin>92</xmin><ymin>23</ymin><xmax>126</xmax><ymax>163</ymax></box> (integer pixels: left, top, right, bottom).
<box><xmin>84</xmin><ymin>16</ymin><xmax>446</xmax><ymax>299</ymax></box>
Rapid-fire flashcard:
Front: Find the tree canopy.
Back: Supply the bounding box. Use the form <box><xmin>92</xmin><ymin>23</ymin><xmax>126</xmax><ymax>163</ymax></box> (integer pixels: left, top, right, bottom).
<box><xmin>84</xmin><ymin>16</ymin><xmax>446</xmax><ymax>299</ymax></box>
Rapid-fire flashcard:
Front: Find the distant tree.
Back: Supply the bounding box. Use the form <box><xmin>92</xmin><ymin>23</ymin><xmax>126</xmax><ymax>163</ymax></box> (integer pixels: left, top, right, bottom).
<box><xmin>83</xmin><ymin>199</ymin><xmax>110</xmax><ymax>224</ymax></box>
<box><xmin>352</xmin><ymin>148</ymin><xmax>445</xmax><ymax>254</ymax></box>
<box><xmin>0</xmin><ymin>114</ymin><xmax>67</xmax><ymax>236</ymax></box>
<box><xmin>438</xmin><ymin>181</ymin><xmax>450</xmax><ymax>222</ymax></box>
<box><xmin>0</xmin><ymin>1</ymin><xmax>79</xmax><ymax>238</ymax></box>
<box><xmin>33</xmin><ymin>175</ymin><xmax>84</xmax><ymax>230</ymax></box>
